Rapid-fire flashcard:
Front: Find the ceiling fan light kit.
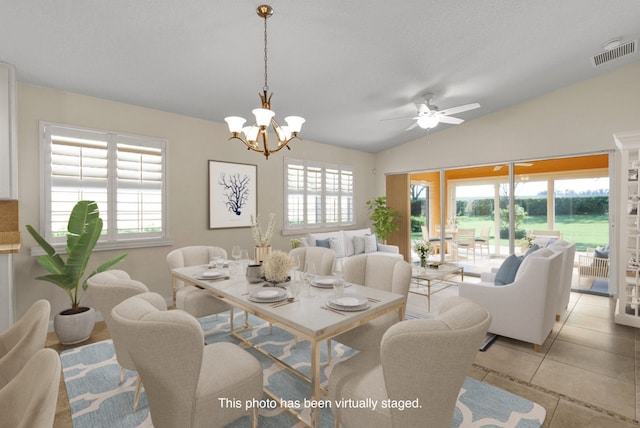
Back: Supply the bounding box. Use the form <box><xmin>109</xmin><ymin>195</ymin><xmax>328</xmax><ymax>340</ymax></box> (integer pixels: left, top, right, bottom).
<box><xmin>224</xmin><ymin>5</ymin><xmax>305</xmax><ymax>159</ymax></box>
<box><xmin>386</xmin><ymin>93</ymin><xmax>481</xmax><ymax>132</ymax></box>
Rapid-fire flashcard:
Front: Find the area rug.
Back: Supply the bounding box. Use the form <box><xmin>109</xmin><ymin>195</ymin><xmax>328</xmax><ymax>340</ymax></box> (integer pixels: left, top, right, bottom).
<box><xmin>61</xmin><ymin>313</ymin><xmax>546</xmax><ymax>428</ymax></box>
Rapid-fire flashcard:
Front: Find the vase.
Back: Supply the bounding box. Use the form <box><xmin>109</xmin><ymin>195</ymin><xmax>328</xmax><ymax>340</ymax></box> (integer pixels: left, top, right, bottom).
<box><xmin>420</xmin><ymin>256</ymin><xmax>427</xmax><ymax>268</ymax></box>
<box><xmin>254</xmin><ymin>245</ymin><xmax>271</xmax><ymax>264</ymax></box>
<box><xmin>54</xmin><ymin>306</ymin><xmax>96</xmax><ymax>345</ymax></box>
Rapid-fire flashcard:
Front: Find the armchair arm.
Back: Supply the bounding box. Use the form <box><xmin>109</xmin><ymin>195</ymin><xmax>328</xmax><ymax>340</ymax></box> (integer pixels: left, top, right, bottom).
<box><xmin>377</xmin><ymin>243</ymin><xmax>399</xmax><ymax>254</ymax></box>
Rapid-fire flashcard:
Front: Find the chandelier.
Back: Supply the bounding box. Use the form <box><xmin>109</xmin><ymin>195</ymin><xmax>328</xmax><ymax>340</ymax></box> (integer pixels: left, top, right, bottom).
<box><xmin>224</xmin><ymin>5</ymin><xmax>305</xmax><ymax>160</ymax></box>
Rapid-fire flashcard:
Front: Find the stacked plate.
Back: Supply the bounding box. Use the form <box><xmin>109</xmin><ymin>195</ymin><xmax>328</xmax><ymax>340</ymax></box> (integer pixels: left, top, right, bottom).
<box><xmin>326</xmin><ymin>293</ymin><xmax>370</xmax><ymax>312</ymax></box>
<box><xmin>248</xmin><ymin>288</ymin><xmax>288</xmax><ymax>304</ymax></box>
<box><xmin>311</xmin><ymin>276</ymin><xmax>337</xmax><ymax>288</ymax></box>
<box><xmin>196</xmin><ymin>269</ymin><xmax>225</xmax><ymax>280</ymax></box>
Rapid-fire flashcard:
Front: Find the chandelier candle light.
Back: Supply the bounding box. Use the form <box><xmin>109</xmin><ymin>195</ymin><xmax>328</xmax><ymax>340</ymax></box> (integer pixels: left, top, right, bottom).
<box><xmin>225</xmin><ymin>5</ymin><xmax>305</xmax><ymax>159</ymax></box>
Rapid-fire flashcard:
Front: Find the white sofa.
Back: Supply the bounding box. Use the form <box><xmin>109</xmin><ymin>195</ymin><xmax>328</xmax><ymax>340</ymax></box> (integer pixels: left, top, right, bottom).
<box><xmin>300</xmin><ymin>228</ymin><xmax>401</xmax><ymax>264</ymax></box>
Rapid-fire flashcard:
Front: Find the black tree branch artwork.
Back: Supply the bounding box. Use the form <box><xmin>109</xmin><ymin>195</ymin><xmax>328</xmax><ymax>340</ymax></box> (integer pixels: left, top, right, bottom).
<box><xmin>218</xmin><ymin>172</ymin><xmax>250</xmax><ymax>216</ymax></box>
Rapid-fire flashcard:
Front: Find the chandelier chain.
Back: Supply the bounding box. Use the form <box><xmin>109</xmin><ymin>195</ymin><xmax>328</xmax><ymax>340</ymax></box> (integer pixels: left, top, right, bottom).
<box><xmin>263</xmin><ymin>14</ymin><xmax>269</xmax><ymax>92</ymax></box>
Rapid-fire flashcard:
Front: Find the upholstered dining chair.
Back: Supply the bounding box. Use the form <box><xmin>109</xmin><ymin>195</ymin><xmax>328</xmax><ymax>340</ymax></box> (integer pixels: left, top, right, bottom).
<box><xmin>475</xmin><ymin>227</ymin><xmax>491</xmax><ymax>258</ymax></box>
<box><xmin>87</xmin><ymin>269</ymin><xmax>149</xmax><ymax>410</ymax></box>
<box><xmin>329</xmin><ymin>296</ymin><xmax>491</xmax><ymax>428</ymax></box>
<box><xmin>0</xmin><ymin>299</ymin><xmax>50</xmax><ymax>388</ymax></box>
<box><xmin>166</xmin><ymin>246</ymin><xmax>233</xmax><ymax>319</ymax></box>
<box><xmin>331</xmin><ymin>254</ymin><xmax>412</xmax><ymax>352</ymax></box>
<box><xmin>0</xmin><ymin>348</ymin><xmax>61</xmax><ymax>428</ymax></box>
<box><xmin>453</xmin><ymin>228</ymin><xmax>476</xmax><ymax>262</ymax></box>
<box><xmin>111</xmin><ymin>292</ymin><xmax>263</xmax><ymax>428</ymax></box>
<box><xmin>289</xmin><ymin>246</ymin><xmax>336</xmax><ymax>276</ymax></box>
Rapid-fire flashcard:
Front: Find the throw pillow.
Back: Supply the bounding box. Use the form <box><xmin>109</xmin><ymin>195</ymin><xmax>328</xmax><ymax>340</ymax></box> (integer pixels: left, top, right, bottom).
<box><xmin>524</xmin><ymin>244</ymin><xmax>540</xmax><ymax>257</ymax></box>
<box><xmin>594</xmin><ymin>245</ymin><xmax>609</xmax><ymax>259</ymax></box>
<box><xmin>329</xmin><ymin>236</ymin><xmax>346</xmax><ymax>258</ymax></box>
<box><xmin>316</xmin><ymin>238</ymin><xmax>330</xmax><ymax>249</ymax></box>
<box><xmin>494</xmin><ymin>254</ymin><xmax>524</xmax><ymax>285</ymax></box>
<box><xmin>364</xmin><ymin>234</ymin><xmax>378</xmax><ymax>253</ymax></box>
<box><xmin>353</xmin><ymin>236</ymin><xmax>365</xmax><ymax>254</ymax></box>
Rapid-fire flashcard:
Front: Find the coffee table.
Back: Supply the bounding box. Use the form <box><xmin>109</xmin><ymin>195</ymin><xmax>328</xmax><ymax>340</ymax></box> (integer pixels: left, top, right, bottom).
<box><xmin>171</xmin><ymin>266</ymin><xmax>405</xmax><ymax>427</ymax></box>
<box><xmin>410</xmin><ymin>264</ymin><xmax>464</xmax><ymax>311</ymax></box>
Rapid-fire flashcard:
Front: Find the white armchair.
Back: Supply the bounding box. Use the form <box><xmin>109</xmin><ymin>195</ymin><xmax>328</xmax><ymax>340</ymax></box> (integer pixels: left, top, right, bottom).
<box><xmin>459</xmin><ymin>248</ymin><xmax>563</xmax><ymax>351</ymax></box>
<box><xmin>547</xmin><ymin>240</ymin><xmax>576</xmax><ymax>320</ymax></box>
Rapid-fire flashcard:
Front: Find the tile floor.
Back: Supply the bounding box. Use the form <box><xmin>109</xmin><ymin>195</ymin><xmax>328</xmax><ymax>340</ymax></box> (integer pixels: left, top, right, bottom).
<box><xmin>408</xmin><ymin>278</ymin><xmax>640</xmax><ymax>427</ymax></box>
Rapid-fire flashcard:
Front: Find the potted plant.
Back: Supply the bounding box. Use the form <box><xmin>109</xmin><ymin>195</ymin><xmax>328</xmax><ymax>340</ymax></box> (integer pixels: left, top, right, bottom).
<box><xmin>26</xmin><ymin>200</ymin><xmax>127</xmax><ymax>345</ymax></box>
<box><xmin>366</xmin><ymin>196</ymin><xmax>400</xmax><ymax>243</ymax></box>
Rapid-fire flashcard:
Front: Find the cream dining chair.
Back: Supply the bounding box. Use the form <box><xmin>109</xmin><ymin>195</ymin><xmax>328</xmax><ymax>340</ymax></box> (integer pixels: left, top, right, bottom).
<box><xmin>111</xmin><ymin>292</ymin><xmax>264</xmax><ymax>428</ymax></box>
<box><xmin>167</xmin><ymin>246</ymin><xmax>233</xmax><ymax>319</ymax></box>
<box><xmin>329</xmin><ymin>296</ymin><xmax>491</xmax><ymax>428</ymax></box>
<box><xmin>0</xmin><ymin>348</ymin><xmax>61</xmax><ymax>428</ymax></box>
<box><xmin>0</xmin><ymin>299</ymin><xmax>50</xmax><ymax>388</ymax></box>
<box><xmin>87</xmin><ymin>269</ymin><xmax>148</xmax><ymax>410</ymax></box>
<box><xmin>453</xmin><ymin>228</ymin><xmax>476</xmax><ymax>262</ymax></box>
<box><xmin>331</xmin><ymin>254</ymin><xmax>411</xmax><ymax>352</ymax></box>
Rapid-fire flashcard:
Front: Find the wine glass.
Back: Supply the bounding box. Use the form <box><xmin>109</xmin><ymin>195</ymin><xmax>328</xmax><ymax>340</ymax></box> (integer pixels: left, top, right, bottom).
<box><xmin>232</xmin><ymin>245</ymin><xmax>242</xmax><ymax>261</ymax></box>
<box><xmin>291</xmin><ymin>255</ymin><xmax>301</xmax><ymax>282</ymax></box>
<box><xmin>303</xmin><ymin>262</ymin><xmax>316</xmax><ymax>297</ymax></box>
<box><xmin>239</xmin><ymin>249</ymin><xmax>250</xmax><ymax>276</ymax></box>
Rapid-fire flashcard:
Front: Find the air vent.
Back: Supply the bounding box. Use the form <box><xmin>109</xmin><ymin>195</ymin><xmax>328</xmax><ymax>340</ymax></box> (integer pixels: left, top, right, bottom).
<box><xmin>591</xmin><ymin>40</ymin><xmax>637</xmax><ymax>67</ymax></box>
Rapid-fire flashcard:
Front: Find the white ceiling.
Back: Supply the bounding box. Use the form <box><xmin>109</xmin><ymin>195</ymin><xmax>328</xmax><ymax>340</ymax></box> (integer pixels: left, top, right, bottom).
<box><xmin>1</xmin><ymin>1</ymin><xmax>639</xmax><ymax>153</ymax></box>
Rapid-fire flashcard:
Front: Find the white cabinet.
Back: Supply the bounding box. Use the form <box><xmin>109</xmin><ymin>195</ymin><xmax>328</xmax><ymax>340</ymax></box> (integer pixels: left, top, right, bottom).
<box><xmin>0</xmin><ymin>62</ymin><xmax>17</xmax><ymax>199</ymax></box>
<box><xmin>615</xmin><ymin>130</ymin><xmax>640</xmax><ymax>328</ymax></box>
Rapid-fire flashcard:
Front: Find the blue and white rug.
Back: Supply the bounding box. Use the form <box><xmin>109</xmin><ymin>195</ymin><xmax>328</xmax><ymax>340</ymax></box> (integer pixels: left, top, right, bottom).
<box><xmin>61</xmin><ymin>312</ymin><xmax>546</xmax><ymax>427</ymax></box>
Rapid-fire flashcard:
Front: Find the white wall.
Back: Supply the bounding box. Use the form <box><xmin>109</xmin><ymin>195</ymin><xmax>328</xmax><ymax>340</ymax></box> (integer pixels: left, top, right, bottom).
<box><xmin>374</xmin><ymin>61</ymin><xmax>640</xmax><ymax>192</ymax></box>
<box><xmin>15</xmin><ymin>83</ymin><xmax>376</xmax><ymax>319</ymax></box>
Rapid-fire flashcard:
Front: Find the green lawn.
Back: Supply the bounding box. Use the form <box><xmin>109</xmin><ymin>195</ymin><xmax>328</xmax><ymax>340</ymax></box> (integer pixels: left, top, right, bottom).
<box><xmin>412</xmin><ymin>214</ymin><xmax>609</xmax><ymax>251</ymax></box>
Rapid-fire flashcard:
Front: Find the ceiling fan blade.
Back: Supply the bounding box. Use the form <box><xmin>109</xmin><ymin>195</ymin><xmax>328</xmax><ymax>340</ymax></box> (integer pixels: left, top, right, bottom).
<box><xmin>515</xmin><ymin>162</ymin><xmax>534</xmax><ymax>167</ymax></box>
<box><xmin>418</xmin><ymin>103</ymin><xmax>431</xmax><ymax>115</ymax></box>
<box><xmin>438</xmin><ymin>115</ymin><xmax>464</xmax><ymax>125</ymax></box>
<box><xmin>380</xmin><ymin>116</ymin><xmax>418</xmax><ymax>121</ymax></box>
<box><xmin>439</xmin><ymin>102</ymin><xmax>481</xmax><ymax>116</ymax></box>
<box><xmin>405</xmin><ymin>122</ymin><xmax>419</xmax><ymax>131</ymax></box>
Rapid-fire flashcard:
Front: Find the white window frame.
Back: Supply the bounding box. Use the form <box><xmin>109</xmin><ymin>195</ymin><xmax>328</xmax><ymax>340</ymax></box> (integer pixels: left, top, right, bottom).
<box><xmin>36</xmin><ymin>121</ymin><xmax>171</xmax><ymax>254</ymax></box>
<box><xmin>284</xmin><ymin>157</ymin><xmax>355</xmax><ymax>232</ymax></box>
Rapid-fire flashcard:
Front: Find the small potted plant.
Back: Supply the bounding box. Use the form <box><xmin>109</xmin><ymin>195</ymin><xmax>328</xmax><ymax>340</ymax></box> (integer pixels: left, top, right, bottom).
<box><xmin>26</xmin><ymin>200</ymin><xmax>127</xmax><ymax>345</ymax></box>
<box><xmin>250</xmin><ymin>212</ymin><xmax>276</xmax><ymax>263</ymax></box>
<box><xmin>366</xmin><ymin>196</ymin><xmax>400</xmax><ymax>243</ymax></box>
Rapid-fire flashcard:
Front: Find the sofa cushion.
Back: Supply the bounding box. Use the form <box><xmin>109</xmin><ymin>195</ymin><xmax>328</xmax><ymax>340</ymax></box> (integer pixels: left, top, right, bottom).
<box><xmin>353</xmin><ymin>236</ymin><xmax>365</xmax><ymax>255</ymax></box>
<box><xmin>309</xmin><ymin>231</ymin><xmax>346</xmax><ymax>258</ymax></box>
<box><xmin>329</xmin><ymin>236</ymin><xmax>347</xmax><ymax>258</ymax></box>
<box><xmin>594</xmin><ymin>245</ymin><xmax>609</xmax><ymax>259</ymax></box>
<box><xmin>316</xmin><ymin>238</ymin><xmax>330</xmax><ymax>248</ymax></box>
<box><xmin>343</xmin><ymin>228</ymin><xmax>372</xmax><ymax>257</ymax></box>
<box><xmin>364</xmin><ymin>234</ymin><xmax>378</xmax><ymax>253</ymax></box>
<box><xmin>494</xmin><ymin>254</ymin><xmax>523</xmax><ymax>285</ymax></box>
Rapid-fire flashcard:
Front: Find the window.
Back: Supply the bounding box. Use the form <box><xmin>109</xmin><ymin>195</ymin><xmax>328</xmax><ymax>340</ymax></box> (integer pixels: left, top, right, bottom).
<box><xmin>39</xmin><ymin>122</ymin><xmax>169</xmax><ymax>250</ymax></box>
<box><xmin>284</xmin><ymin>158</ymin><xmax>354</xmax><ymax>231</ymax></box>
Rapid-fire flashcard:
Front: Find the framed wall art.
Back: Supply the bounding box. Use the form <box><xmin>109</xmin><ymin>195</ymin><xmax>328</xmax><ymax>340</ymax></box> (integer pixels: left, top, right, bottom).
<box><xmin>208</xmin><ymin>160</ymin><xmax>257</xmax><ymax>229</ymax></box>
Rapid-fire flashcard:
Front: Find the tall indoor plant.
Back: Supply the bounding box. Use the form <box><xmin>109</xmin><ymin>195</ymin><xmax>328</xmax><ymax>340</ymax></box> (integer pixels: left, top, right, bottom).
<box><xmin>26</xmin><ymin>200</ymin><xmax>127</xmax><ymax>344</ymax></box>
<box><xmin>366</xmin><ymin>196</ymin><xmax>400</xmax><ymax>243</ymax></box>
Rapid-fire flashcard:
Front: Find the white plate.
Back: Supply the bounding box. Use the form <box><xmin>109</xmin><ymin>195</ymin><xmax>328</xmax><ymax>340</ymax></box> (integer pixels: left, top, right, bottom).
<box><xmin>314</xmin><ymin>276</ymin><xmax>336</xmax><ymax>286</ymax></box>
<box><xmin>248</xmin><ymin>288</ymin><xmax>288</xmax><ymax>303</ymax></box>
<box><xmin>197</xmin><ymin>270</ymin><xmax>224</xmax><ymax>279</ymax></box>
<box><xmin>326</xmin><ymin>293</ymin><xmax>370</xmax><ymax>311</ymax></box>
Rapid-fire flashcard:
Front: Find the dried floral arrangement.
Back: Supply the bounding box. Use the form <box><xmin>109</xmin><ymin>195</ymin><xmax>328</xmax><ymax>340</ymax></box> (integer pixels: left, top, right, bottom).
<box><xmin>262</xmin><ymin>250</ymin><xmax>295</xmax><ymax>283</ymax></box>
<box><xmin>250</xmin><ymin>213</ymin><xmax>276</xmax><ymax>246</ymax></box>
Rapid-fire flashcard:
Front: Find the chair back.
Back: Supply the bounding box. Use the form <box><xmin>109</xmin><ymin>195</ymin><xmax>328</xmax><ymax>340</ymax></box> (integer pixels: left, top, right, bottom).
<box><xmin>167</xmin><ymin>246</ymin><xmax>227</xmax><ymax>289</ymax></box>
<box><xmin>456</xmin><ymin>228</ymin><xmax>475</xmax><ymax>245</ymax></box>
<box><xmin>343</xmin><ymin>254</ymin><xmax>411</xmax><ymax>296</ymax></box>
<box><xmin>0</xmin><ymin>348</ymin><xmax>61</xmax><ymax>428</ymax></box>
<box><xmin>87</xmin><ymin>270</ymin><xmax>149</xmax><ymax>370</ymax></box>
<box><xmin>289</xmin><ymin>246</ymin><xmax>336</xmax><ymax>275</ymax></box>
<box><xmin>380</xmin><ymin>297</ymin><xmax>490</xmax><ymax>428</ymax></box>
<box><xmin>111</xmin><ymin>292</ymin><xmax>203</xmax><ymax>428</ymax></box>
<box><xmin>0</xmin><ymin>299</ymin><xmax>50</xmax><ymax>388</ymax></box>
<box><xmin>548</xmin><ymin>240</ymin><xmax>577</xmax><ymax>314</ymax></box>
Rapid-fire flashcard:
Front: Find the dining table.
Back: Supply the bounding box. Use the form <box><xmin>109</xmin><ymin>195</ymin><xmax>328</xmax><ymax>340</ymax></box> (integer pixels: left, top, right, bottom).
<box><xmin>170</xmin><ymin>265</ymin><xmax>406</xmax><ymax>427</ymax></box>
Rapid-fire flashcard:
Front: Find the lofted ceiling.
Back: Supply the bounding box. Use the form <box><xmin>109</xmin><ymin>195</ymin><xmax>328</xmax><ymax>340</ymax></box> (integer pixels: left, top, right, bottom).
<box><xmin>1</xmin><ymin>1</ymin><xmax>639</xmax><ymax>153</ymax></box>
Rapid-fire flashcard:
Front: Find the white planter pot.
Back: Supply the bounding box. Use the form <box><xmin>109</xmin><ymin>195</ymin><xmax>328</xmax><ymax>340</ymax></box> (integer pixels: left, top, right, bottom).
<box><xmin>54</xmin><ymin>307</ymin><xmax>96</xmax><ymax>345</ymax></box>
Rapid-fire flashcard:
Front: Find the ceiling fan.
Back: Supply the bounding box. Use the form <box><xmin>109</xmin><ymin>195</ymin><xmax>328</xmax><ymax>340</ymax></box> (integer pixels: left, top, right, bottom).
<box><xmin>386</xmin><ymin>93</ymin><xmax>481</xmax><ymax>131</ymax></box>
<box><xmin>493</xmin><ymin>163</ymin><xmax>534</xmax><ymax>171</ymax></box>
